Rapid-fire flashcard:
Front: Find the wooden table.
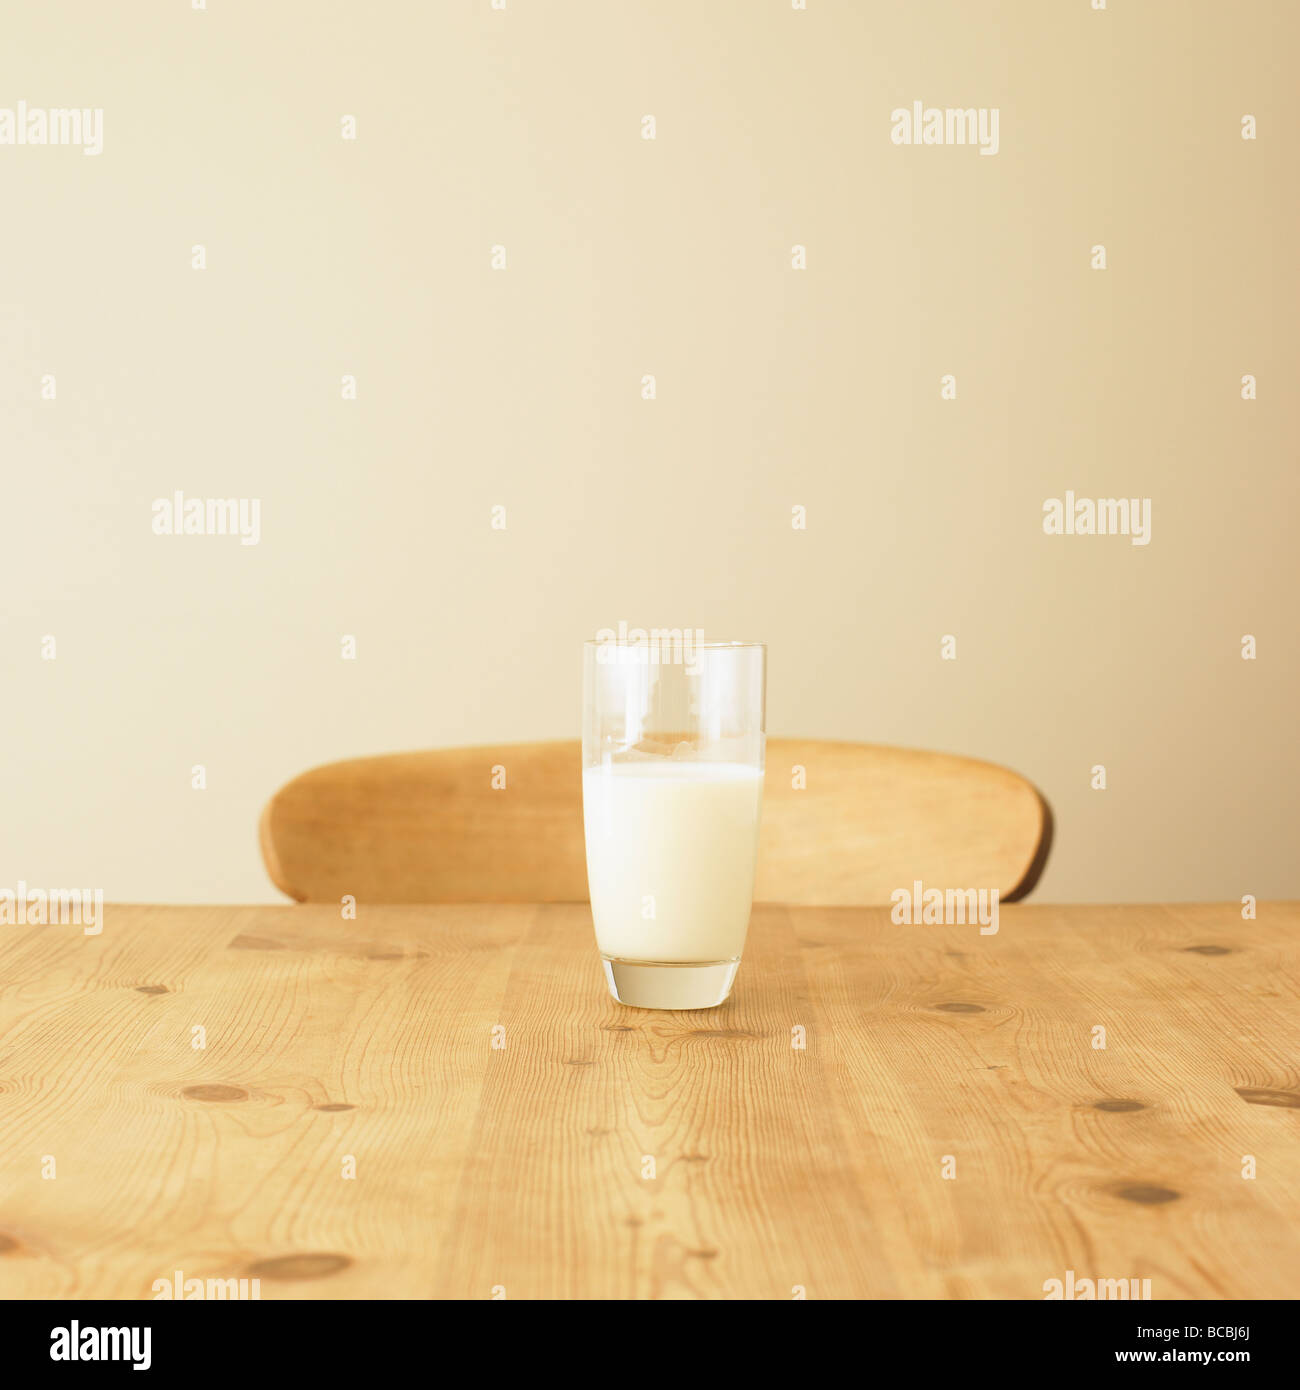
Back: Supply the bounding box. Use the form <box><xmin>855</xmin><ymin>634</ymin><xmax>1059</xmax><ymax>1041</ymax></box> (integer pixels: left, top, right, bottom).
<box><xmin>1</xmin><ymin>902</ymin><xmax>1296</xmax><ymax>1300</ymax></box>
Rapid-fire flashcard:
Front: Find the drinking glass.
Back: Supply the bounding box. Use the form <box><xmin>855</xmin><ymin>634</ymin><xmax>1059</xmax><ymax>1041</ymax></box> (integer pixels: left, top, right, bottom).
<box><xmin>581</xmin><ymin>636</ymin><xmax>766</xmax><ymax>1009</ymax></box>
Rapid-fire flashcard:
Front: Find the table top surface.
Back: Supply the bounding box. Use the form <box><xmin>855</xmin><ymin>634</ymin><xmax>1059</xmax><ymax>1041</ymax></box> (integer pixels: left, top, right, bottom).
<box><xmin>0</xmin><ymin>901</ymin><xmax>1296</xmax><ymax>1300</ymax></box>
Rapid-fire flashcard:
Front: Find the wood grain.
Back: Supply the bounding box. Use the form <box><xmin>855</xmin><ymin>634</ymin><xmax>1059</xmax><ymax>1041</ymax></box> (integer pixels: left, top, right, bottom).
<box><xmin>0</xmin><ymin>902</ymin><xmax>1295</xmax><ymax>1300</ymax></box>
<box><xmin>259</xmin><ymin>739</ymin><xmax>1045</xmax><ymax>906</ymax></box>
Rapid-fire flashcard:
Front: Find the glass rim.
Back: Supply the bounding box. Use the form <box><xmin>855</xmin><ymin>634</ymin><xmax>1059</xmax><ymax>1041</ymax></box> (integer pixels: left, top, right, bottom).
<box><xmin>583</xmin><ymin>638</ymin><xmax>765</xmax><ymax>649</ymax></box>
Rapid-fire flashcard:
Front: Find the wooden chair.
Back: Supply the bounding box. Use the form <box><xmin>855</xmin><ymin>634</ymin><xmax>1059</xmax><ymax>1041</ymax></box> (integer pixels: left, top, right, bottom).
<box><xmin>260</xmin><ymin>740</ymin><xmax>1049</xmax><ymax>906</ymax></box>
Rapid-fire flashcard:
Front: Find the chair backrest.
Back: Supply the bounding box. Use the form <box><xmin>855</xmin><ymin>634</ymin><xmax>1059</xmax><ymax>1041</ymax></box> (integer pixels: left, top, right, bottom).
<box><xmin>261</xmin><ymin>740</ymin><xmax>1047</xmax><ymax>906</ymax></box>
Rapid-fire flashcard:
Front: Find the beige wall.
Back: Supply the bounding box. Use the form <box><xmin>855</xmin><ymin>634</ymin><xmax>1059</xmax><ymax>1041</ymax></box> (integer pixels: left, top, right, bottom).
<box><xmin>4</xmin><ymin>0</ymin><xmax>1296</xmax><ymax>904</ymax></box>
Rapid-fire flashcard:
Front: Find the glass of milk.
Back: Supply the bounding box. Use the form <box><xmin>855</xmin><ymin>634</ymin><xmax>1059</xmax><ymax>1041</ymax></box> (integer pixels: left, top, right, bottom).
<box><xmin>582</xmin><ymin>636</ymin><xmax>765</xmax><ymax>1009</ymax></box>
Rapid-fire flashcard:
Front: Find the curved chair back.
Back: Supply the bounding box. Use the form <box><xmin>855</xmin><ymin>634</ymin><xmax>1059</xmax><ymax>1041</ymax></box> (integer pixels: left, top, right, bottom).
<box><xmin>260</xmin><ymin>739</ymin><xmax>1047</xmax><ymax>906</ymax></box>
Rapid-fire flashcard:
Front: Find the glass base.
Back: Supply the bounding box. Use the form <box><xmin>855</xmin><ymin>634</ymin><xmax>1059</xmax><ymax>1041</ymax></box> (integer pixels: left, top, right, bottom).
<box><xmin>600</xmin><ymin>956</ymin><xmax>740</xmax><ymax>1010</ymax></box>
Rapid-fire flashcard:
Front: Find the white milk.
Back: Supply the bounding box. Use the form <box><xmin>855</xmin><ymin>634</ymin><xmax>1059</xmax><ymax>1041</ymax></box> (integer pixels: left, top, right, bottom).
<box><xmin>583</xmin><ymin>762</ymin><xmax>764</xmax><ymax>963</ymax></box>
